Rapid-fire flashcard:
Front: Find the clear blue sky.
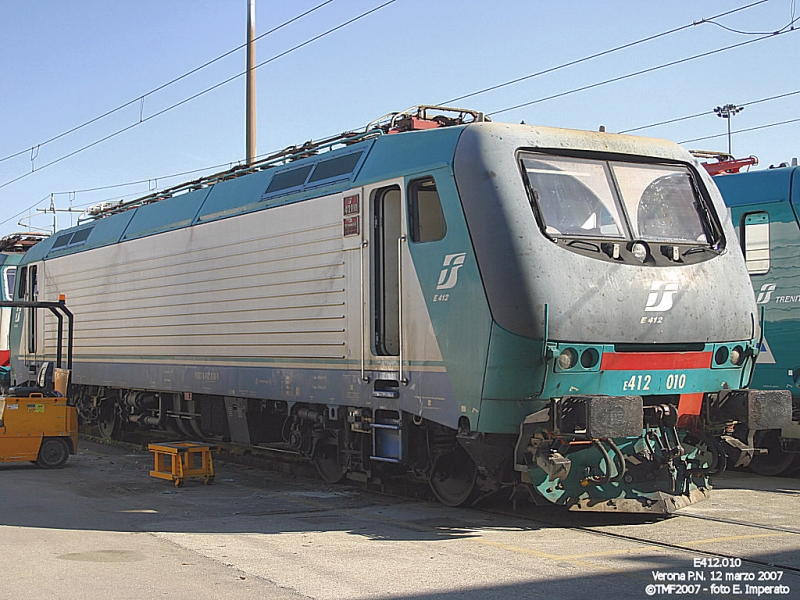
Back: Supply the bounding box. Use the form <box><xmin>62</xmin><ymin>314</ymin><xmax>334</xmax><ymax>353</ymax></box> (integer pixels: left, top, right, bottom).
<box><xmin>1</xmin><ymin>0</ymin><xmax>798</xmax><ymax>237</ymax></box>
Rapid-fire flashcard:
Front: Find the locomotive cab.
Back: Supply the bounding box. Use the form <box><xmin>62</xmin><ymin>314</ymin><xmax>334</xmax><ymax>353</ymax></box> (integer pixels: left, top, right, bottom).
<box><xmin>452</xmin><ymin>123</ymin><xmax>791</xmax><ymax>511</ymax></box>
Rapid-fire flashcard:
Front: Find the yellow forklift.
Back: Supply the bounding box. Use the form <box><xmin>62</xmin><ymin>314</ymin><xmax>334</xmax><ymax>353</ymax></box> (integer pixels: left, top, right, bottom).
<box><xmin>0</xmin><ymin>296</ymin><xmax>77</xmax><ymax>468</ymax></box>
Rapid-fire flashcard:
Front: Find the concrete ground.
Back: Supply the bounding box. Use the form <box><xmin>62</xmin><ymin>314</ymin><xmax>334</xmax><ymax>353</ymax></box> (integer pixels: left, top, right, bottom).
<box><xmin>1</xmin><ymin>440</ymin><xmax>798</xmax><ymax>600</ymax></box>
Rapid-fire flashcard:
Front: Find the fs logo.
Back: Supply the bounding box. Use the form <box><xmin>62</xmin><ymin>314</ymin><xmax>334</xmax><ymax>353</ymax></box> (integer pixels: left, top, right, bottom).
<box><xmin>644</xmin><ymin>281</ymin><xmax>679</xmax><ymax>312</ymax></box>
<box><xmin>756</xmin><ymin>283</ymin><xmax>776</xmax><ymax>304</ymax></box>
<box><xmin>436</xmin><ymin>253</ymin><xmax>467</xmax><ymax>290</ymax></box>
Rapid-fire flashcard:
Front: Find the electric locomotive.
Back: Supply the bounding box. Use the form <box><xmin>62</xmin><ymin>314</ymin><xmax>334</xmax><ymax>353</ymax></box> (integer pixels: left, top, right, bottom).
<box><xmin>8</xmin><ymin>106</ymin><xmax>791</xmax><ymax>512</ymax></box>
<box><xmin>715</xmin><ymin>164</ymin><xmax>800</xmax><ymax>475</ymax></box>
<box><xmin>0</xmin><ymin>233</ymin><xmax>46</xmax><ymax>386</ymax></box>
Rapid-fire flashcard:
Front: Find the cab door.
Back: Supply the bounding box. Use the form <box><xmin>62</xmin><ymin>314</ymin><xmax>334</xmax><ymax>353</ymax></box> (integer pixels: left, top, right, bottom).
<box><xmin>363</xmin><ymin>176</ymin><xmax>453</xmax><ymax>398</ymax></box>
<box><xmin>364</xmin><ymin>180</ymin><xmax>406</xmax><ymax>385</ymax></box>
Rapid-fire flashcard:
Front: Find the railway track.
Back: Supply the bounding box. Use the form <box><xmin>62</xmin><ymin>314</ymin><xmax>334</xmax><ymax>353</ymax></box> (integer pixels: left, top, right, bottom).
<box><xmin>86</xmin><ymin>428</ymin><xmax>800</xmax><ymax>577</ymax></box>
<box><xmin>680</xmin><ymin>511</ymin><xmax>800</xmax><ymax>537</ymax></box>
<box><xmin>561</xmin><ymin>513</ymin><xmax>800</xmax><ymax>573</ymax></box>
<box><xmin>479</xmin><ymin>486</ymin><xmax>800</xmax><ymax>576</ymax></box>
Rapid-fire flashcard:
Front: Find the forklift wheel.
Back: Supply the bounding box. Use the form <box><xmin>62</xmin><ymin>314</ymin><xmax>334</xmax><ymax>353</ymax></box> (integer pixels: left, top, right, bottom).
<box><xmin>37</xmin><ymin>438</ymin><xmax>70</xmax><ymax>469</ymax></box>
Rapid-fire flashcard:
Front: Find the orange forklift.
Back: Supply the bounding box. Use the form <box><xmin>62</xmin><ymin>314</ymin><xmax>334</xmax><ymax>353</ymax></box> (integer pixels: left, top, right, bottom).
<box><xmin>0</xmin><ymin>297</ymin><xmax>77</xmax><ymax>468</ymax></box>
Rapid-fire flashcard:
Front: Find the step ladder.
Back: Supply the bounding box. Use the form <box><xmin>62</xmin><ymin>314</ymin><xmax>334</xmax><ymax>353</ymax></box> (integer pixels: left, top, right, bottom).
<box><xmin>148</xmin><ymin>441</ymin><xmax>218</xmax><ymax>486</ymax></box>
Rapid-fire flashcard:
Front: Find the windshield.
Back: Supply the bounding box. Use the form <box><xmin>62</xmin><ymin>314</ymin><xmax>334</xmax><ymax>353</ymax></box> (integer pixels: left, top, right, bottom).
<box><xmin>521</xmin><ymin>154</ymin><xmax>713</xmax><ymax>244</ymax></box>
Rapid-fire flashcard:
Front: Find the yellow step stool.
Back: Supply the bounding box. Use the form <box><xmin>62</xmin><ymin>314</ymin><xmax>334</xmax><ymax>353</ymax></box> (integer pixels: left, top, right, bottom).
<box><xmin>148</xmin><ymin>441</ymin><xmax>218</xmax><ymax>486</ymax></box>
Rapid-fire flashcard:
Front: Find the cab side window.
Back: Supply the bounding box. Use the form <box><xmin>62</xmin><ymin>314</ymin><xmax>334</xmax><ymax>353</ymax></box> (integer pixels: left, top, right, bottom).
<box><xmin>16</xmin><ymin>266</ymin><xmax>27</xmax><ymax>300</ymax></box>
<box><xmin>408</xmin><ymin>177</ymin><xmax>446</xmax><ymax>243</ymax></box>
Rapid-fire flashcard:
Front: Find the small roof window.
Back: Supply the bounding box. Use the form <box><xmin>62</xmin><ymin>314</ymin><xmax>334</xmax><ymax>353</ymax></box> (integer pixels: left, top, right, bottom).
<box><xmin>262</xmin><ymin>150</ymin><xmax>364</xmax><ymax>201</ymax></box>
<box><xmin>50</xmin><ymin>227</ymin><xmax>94</xmax><ymax>251</ymax></box>
<box><xmin>308</xmin><ymin>152</ymin><xmax>363</xmax><ymax>183</ymax></box>
<box><xmin>265</xmin><ymin>165</ymin><xmax>314</xmax><ymax>195</ymax></box>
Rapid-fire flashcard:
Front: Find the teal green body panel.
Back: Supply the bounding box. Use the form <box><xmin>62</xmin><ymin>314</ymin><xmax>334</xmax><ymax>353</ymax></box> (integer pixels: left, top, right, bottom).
<box><xmin>0</xmin><ymin>251</ymin><xmax>22</xmax><ymax>278</ymax></box>
<box><xmin>404</xmin><ymin>167</ymin><xmax>493</xmax><ymax>431</ymax></box>
<box><xmin>28</xmin><ymin>211</ymin><xmax>135</xmax><ymax>261</ymax></box>
<box><xmin>716</xmin><ymin>168</ymin><xmax>800</xmax><ymax>397</ymax></box>
<box><xmin>480</xmin><ymin>324</ymin><xmax>545</xmax><ymax>431</ymax></box>
<box><xmin>354</xmin><ymin>128</ymin><xmax>463</xmax><ymax>186</ymax></box>
<box><xmin>121</xmin><ymin>187</ymin><xmax>211</xmax><ymax>241</ymax></box>
<box><xmin>193</xmin><ymin>170</ymin><xmax>274</xmax><ymax>223</ymax></box>
<box><xmin>482</xmin><ymin>324</ymin><xmax>545</xmax><ymax>400</ymax></box>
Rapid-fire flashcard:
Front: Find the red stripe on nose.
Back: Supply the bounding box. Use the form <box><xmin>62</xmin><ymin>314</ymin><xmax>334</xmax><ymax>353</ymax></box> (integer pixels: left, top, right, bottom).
<box><xmin>600</xmin><ymin>352</ymin><xmax>712</xmax><ymax>371</ymax></box>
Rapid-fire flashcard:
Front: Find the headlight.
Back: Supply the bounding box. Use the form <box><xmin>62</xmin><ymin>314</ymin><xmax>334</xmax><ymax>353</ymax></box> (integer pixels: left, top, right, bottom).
<box><xmin>558</xmin><ymin>348</ymin><xmax>578</xmax><ymax>370</ymax></box>
<box><xmin>631</xmin><ymin>242</ymin><xmax>648</xmax><ymax>263</ymax></box>
<box><xmin>730</xmin><ymin>346</ymin><xmax>744</xmax><ymax>366</ymax></box>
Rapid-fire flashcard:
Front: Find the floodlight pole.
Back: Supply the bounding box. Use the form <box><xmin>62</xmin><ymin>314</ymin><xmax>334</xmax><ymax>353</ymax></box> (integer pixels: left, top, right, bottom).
<box><xmin>714</xmin><ymin>103</ymin><xmax>743</xmax><ymax>156</ymax></box>
<box><xmin>246</xmin><ymin>0</ymin><xmax>257</xmax><ymax>165</ymax></box>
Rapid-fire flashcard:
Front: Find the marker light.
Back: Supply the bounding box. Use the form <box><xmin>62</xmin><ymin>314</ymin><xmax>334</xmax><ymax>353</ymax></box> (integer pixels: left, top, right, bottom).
<box><xmin>714</xmin><ymin>346</ymin><xmax>729</xmax><ymax>365</ymax></box>
<box><xmin>580</xmin><ymin>348</ymin><xmax>600</xmax><ymax>369</ymax></box>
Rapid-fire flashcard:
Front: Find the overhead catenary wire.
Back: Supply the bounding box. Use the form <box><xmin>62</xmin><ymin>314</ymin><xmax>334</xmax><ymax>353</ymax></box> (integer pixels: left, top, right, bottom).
<box><xmin>0</xmin><ymin>0</ymin><xmax>766</xmax><ymax>176</ymax></box>
<box><xmin>680</xmin><ymin>116</ymin><xmax>800</xmax><ymax>145</ymax></box>
<box><xmin>0</xmin><ymin>0</ymin><xmax>771</xmax><ymax>187</ymax></box>
<box><xmin>487</xmin><ymin>27</ymin><xmax>799</xmax><ymax>117</ymax></box>
<box><xmin>18</xmin><ymin>1</ymin><xmax>790</xmax><ymax>211</ymax></box>
<box><xmin>700</xmin><ymin>9</ymin><xmax>798</xmax><ymax>35</ymax></box>
<box><xmin>443</xmin><ymin>0</ymin><xmax>770</xmax><ymax>106</ymax></box>
<box><xmin>620</xmin><ymin>88</ymin><xmax>800</xmax><ymax>134</ymax></box>
<box><xmin>7</xmin><ymin>0</ymin><xmax>768</xmax><ymax>187</ymax></box>
<box><xmin>0</xmin><ymin>0</ymin><xmax>399</xmax><ymax>192</ymax></box>
<box><xmin>0</xmin><ymin>194</ymin><xmax>53</xmax><ymax>229</ymax></box>
<box><xmin>1</xmin><ymin>0</ymin><xmax>790</xmax><ymax>225</ymax></box>
<box><xmin>0</xmin><ymin>0</ymin><xmax>337</xmax><ymax>166</ymax></box>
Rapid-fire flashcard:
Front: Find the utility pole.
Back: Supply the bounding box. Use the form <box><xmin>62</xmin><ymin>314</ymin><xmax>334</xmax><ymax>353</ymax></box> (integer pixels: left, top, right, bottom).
<box><xmin>30</xmin><ymin>194</ymin><xmax>81</xmax><ymax>234</ymax></box>
<box><xmin>714</xmin><ymin>104</ymin><xmax>743</xmax><ymax>156</ymax></box>
<box><xmin>246</xmin><ymin>0</ymin><xmax>257</xmax><ymax>165</ymax></box>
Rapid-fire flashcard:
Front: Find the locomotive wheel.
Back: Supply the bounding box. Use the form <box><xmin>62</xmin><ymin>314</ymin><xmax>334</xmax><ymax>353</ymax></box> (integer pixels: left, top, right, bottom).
<box><xmin>37</xmin><ymin>438</ymin><xmax>70</xmax><ymax>469</ymax></box>
<box><xmin>97</xmin><ymin>399</ymin><xmax>120</xmax><ymax>440</ymax></box>
<box><xmin>314</xmin><ymin>440</ymin><xmax>344</xmax><ymax>484</ymax></box>
<box><xmin>749</xmin><ymin>430</ymin><xmax>797</xmax><ymax>476</ymax></box>
<box><xmin>429</xmin><ymin>446</ymin><xmax>478</xmax><ymax>507</ymax></box>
